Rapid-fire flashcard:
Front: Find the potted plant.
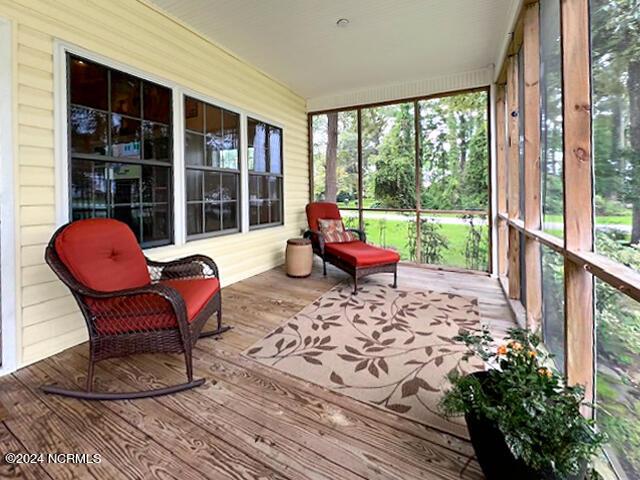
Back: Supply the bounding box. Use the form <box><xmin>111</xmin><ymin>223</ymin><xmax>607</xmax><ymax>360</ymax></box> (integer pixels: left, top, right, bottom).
<box><xmin>440</xmin><ymin>328</ymin><xmax>607</xmax><ymax>480</ymax></box>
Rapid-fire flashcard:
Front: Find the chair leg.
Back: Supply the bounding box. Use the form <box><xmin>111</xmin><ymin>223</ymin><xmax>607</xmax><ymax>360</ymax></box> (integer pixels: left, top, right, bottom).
<box><xmin>41</xmin><ymin>353</ymin><xmax>205</xmax><ymax>400</ymax></box>
<box><xmin>393</xmin><ymin>268</ymin><xmax>398</xmax><ymax>288</ymax></box>
<box><xmin>323</xmin><ymin>258</ymin><xmax>327</xmax><ymax>276</ymax></box>
<box><xmin>200</xmin><ymin>308</ymin><xmax>232</xmax><ymax>338</ymax></box>
<box><xmin>353</xmin><ymin>275</ymin><xmax>358</xmax><ymax>295</ymax></box>
<box><xmin>86</xmin><ymin>359</ymin><xmax>95</xmax><ymax>392</ymax></box>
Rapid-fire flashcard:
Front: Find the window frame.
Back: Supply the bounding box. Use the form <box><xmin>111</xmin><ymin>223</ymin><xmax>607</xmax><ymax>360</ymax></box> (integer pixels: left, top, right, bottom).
<box><xmin>248</xmin><ymin>117</ymin><xmax>284</xmax><ymax>230</ymax></box>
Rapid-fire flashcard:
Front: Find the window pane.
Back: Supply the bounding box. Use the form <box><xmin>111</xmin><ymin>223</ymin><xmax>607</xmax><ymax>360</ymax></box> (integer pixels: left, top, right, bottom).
<box><xmin>111</xmin><ymin>115</ymin><xmax>141</xmax><ymax>159</ymax></box>
<box><xmin>361</xmin><ymin>103</ymin><xmax>415</xmax><ymax>209</ymax></box>
<box><xmin>419</xmin><ymin>91</ymin><xmax>488</xmax><ymax>211</ymax></box>
<box><xmin>204</xmin><ymin>203</ymin><xmax>221</xmax><ymax>232</ymax></box>
<box><xmin>541</xmin><ymin>245</ymin><xmax>565</xmax><ymax>373</ymax></box>
<box><xmin>205</xmin><ymin>104</ymin><xmax>223</xmax><ymax>168</ymax></box>
<box><xmin>312</xmin><ymin>111</ymin><xmax>358</xmax><ymax>207</ymax></box>
<box><xmin>143</xmin><ymin>82</ymin><xmax>171</xmax><ymax>124</ymax></box>
<box><xmin>110</xmin><ymin>163</ymin><xmax>141</xmax><ymax>204</ymax></box>
<box><xmin>204</xmin><ymin>172</ymin><xmax>220</xmax><ymax>202</ymax></box>
<box><xmin>143</xmin><ymin>122</ymin><xmax>170</xmax><ymax>161</ymax></box>
<box><xmin>222</xmin><ymin>202</ymin><xmax>238</xmax><ymax>230</ymax></box>
<box><xmin>111</xmin><ymin>70</ymin><xmax>141</xmax><ymax>117</ymax></box>
<box><xmin>221</xmin><ymin>173</ymin><xmax>237</xmax><ymax>201</ymax></box>
<box><xmin>269</xmin><ymin>126</ymin><xmax>282</xmax><ymax>174</ymax></box>
<box><xmin>113</xmin><ymin>205</ymin><xmax>141</xmax><ymax>242</ymax></box>
<box><xmin>248</xmin><ymin>119</ymin><xmax>267</xmax><ymax>172</ymax></box>
<box><xmin>222</xmin><ymin>110</ymin><xmax>240</xmax><ymax>170</ymax></box>
<box><xmin>596</xmin><ymin>280</ymin><xmax>640</xmax><ymax>479</ymax></box>
<box><xmin>71</xmin><ymin>159</ymin><xmax>107</xmax><ymax>219</ymax></box>
<box><xmin>69</xmin><ymin>57</ymin><xmax>108</xmax><ymax>110</ymax></box>
<box><xmin>70</xmin><ymin>106</ymin><xmax>108</xmax><ymax>155</ymax></box>
<box><xmin>249</xmin><ymin>201</ymin><xmax>259</xmax><ymax>226</ymax></box>
<box><xmin>421</xmin><ymin>213</ymin><xmax>489</xmax><ymax>270</ymax></box>
<box><xmin>591</xmin><ymin>0</ymin><xmax>638</xmax><ymax>261</ymax></box>
<box><xmin>540</xmin><ymin>0</ymin><xmax>564</xmax><ymax>236</ymax></box>
<box><xmin>205</xmin><ymin>133</ymin><xmax>221</xmax><ymax>168</ymax></box>
<box><xmin>187</xmin><ymin>203</ymin><xmax>202</xmax><ymax>235</ymax></box>
<box><xmin>141</xmin><ymin>166</ymin><xmax>169</xmax><ymax>203</ymax></box>
<box><xmin>185</xmin><ymin>132</ymin><xmax>204</xmax><ymax>166</ymax></box>
<box><xmin>269</xmin><ymin>201</ymin><xmax>281</xmax><ymax>225</ymax></box>
<box><xmin>363</xmin><ymin>211</ymin><xmax>416</xmax><ymax>261</ymax></box>
<box><xmin>185</xmin><ymin>97</ymin><xmax>204</xmax><ymax>132</ymax></box>
<box><xmin>186</xmin><ymin>170</ymin><xmax>202</xmax><ymax>202</ymax></box>
<box><xmin>142</xmin><ymin>204</ymin><xmax>170</xmax><ymax>244</ymax></box>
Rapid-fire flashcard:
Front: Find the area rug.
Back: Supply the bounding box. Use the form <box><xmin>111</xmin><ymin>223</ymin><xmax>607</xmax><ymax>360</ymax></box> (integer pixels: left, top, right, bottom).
<box><xmin>242</xmin><ymin>281</ymin><xmax>485</xmax><ymax>438</ymax></box>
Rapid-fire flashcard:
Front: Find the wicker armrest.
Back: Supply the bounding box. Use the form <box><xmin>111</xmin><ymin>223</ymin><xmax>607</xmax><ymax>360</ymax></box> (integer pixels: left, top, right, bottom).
<box><xmin>146</xmin><ymin>254</ymin><xmax>219</xmax><ymax>281</ymax></box>
<box><xmin>304</xmin><ymin>229</ymin><xmax>325</xmax><ymax>254</ymax></box>
<box><xmin>346</xmin><ymin>228</ymin><xmax>366</xmax><ymax>242</ymax></box>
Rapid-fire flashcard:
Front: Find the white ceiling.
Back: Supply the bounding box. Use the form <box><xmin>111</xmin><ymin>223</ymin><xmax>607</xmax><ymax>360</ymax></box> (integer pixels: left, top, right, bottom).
<box><xmin>150</xmin><ymin>0</ymin><xmax>516</xmax><ymax>100</ymax></box>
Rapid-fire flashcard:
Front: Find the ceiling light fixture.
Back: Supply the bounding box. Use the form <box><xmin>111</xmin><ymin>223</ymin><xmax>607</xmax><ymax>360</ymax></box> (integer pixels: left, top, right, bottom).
<box><xmin>336</xmin><ymin>18</ymin><xmax>350</xmax><ymax>27</ymax></box>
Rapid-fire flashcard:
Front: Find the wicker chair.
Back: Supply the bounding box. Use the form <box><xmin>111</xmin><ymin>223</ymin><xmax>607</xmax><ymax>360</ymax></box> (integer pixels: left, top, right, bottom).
<box><xmin>43</xmin><ymin>218</ymin><xmax>230</xmax><ymax>400</ymax></box>
<box><xmin>304</xmin><ymin>202</ymin><xmax>400</xmax><ymax>294</ymax></box>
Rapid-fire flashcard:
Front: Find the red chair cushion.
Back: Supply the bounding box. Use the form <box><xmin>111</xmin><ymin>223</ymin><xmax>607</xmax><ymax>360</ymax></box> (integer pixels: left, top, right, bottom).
<box><xmin>306</xmin><ymin>202</ymin><xmax>342</xmax><ymax>231</ymax></box>
<box><xmin>92</xmin><ymin>278</ymin><xmax>220</xmax><ymax>335</ymax></box>
<box><xmin>55</xmin><ymin>219</ymin><xmax>150</xmax><ymax>292</ymax></box>
<box><xmin>325</xmin><ymin>241</ymin><xmax>400</xmax><ymax>267</ymax></box>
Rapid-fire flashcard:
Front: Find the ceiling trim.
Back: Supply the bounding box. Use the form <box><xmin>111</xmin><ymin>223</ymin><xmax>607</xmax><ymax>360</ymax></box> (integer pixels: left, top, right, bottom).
<box><xmin>307</xmin><ymin>67</ymin><xmax>493</xmax><ymax>112</ymax></box>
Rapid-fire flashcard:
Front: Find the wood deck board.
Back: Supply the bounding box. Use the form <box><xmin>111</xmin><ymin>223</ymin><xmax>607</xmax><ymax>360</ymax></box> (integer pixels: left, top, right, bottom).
<box><xmin>1</xmin><ymin>265</ymin><xmax>516</xmax><ymax>479</ymax></box>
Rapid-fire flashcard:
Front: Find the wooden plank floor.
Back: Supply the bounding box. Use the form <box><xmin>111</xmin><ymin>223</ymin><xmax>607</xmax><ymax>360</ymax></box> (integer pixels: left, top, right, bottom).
<box><xmin>0</xmin><ymin>263</ymin><xmax>515</xmax><ymax>480</ymax></box>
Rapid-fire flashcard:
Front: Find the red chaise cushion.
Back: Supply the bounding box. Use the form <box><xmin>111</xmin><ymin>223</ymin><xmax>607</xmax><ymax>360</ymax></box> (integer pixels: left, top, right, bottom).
<box><xmin>93</xmin><ymin>277</ymin><xmax>220</xmax><ymax>335</ymax></box>
<box><xmin>55</xmin><ymin>218</ymin><xmax>150</xmax><ymax>292</ymax></box>
<box><xmin>306</xmin><ymin>202</ymin><xmax>342</xmax><ymax>231</ymax></box>
<box><xmin>325</xmin><ymin>241</ymin><xmax>400</xmax><ymax>267</ymax></box>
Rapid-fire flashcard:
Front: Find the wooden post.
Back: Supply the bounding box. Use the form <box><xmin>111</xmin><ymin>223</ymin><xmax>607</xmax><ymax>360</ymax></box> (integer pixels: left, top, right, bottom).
<box><xmin>414</xmin><ymin>100</ymin><xmax>422</xmax><ymax>263</ymax></box>
<box><xmin>496</xmin><ymin>85</ymin><xmax>508</xmax><ymax>277</ymax></box>
<box><xmin>523</xmin><ymin>2</ymin><xmax>542</xmax><ymax>331</ymax></box>
<box><xmin>561</xmin><ymin>0</ymin><xmax>594</xmax><ymax>404</ymax></box>
<box><xmin>507</xmin><ymin>55</ymin><xmax>521</xmax><ymax>299</ymax></box>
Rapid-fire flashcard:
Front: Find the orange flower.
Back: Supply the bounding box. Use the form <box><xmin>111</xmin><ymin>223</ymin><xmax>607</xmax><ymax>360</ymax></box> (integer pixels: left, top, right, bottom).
<box><xmin>509</xmin><ymin>341</ymin><xmax>523</xmax><ymax>351</ymax></box>
<box><xmin>538</xmin><ymin>367</ymin><xmax>552</xmax><ymax>378</ymax></box>
<box><xmin>528</xmin><ymin>350</ymin><xmax>537</xmax><ymax>358</ymax></box>
<box><xmin>497</xmin><ymin>345</ymin><xmax>508</xmax><ymax>356</ymax></box>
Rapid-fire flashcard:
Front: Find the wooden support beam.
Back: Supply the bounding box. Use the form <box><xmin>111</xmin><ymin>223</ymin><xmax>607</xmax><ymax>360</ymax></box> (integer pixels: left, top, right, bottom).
<box><xmin>506</xmin><ymin>55</ymin><xmax>521</xmax><ymax>299</ymax></box>
<box><xmin>561</xmin><ymin>0</ymin><xmax>594</xmax><ymax>404</ymax></box>
<box><xmin>496</xmin><ymin>86</ymin><xmax>508</xmax><ymax>277</ymax></box>
<box><xmin>523</xmin><ymin>2</ymin><xmax>542</xmax><ymax>331</ymax></box>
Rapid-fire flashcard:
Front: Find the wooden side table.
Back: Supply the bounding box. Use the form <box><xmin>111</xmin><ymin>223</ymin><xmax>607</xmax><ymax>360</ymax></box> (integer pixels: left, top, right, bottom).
<box><xmin>285</xmin><ymin>238</ymin><xmax>313</xmax><ymax>278</ymax></box>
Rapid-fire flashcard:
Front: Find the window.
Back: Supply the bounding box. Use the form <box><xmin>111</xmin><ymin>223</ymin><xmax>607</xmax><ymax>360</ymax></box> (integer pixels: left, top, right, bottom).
<box><xmin>541</xmin><ymin>245</ymin><xmax>565</xmax><ymax>373</ymax></box>
<box><xmin>595</xmin><ymin>280</ymin><xmax>640</xmax><ymax>478</ymax></box>
<box><xmin>540</xmin><ymin>0</ymin><xmax>564</xmax><ymax>236</ymax></box>
<box><xmin>248</xmin><ymin>118</ymin><xmax>283</xmax><ymax>228</ymax></box>
<box><xmin>68</xmin><ymin>54</ymin><xmax>172</xmax><ymax>247</ymax></box>
<box><xmin>312</xmin><ymin>111</ymin><xmax>358</xmax><ymax>206</ymax></box>
<box><xmin>309</xmin><ymin>90</ymin><xmax>490</xmax><ymax>271</ymax></box>
<box><xmin>184</xmin><ymin>96</ymin><xmax>240</xmax><ymax>238</ymax></box>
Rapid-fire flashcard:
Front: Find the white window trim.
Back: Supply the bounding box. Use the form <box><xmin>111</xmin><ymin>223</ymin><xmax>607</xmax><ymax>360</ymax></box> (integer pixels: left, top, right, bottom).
<box><xmin>53</xmin><ymin>40</ymin><xmax>286</xmax><ymax>253</ymax></box>
<box><xmin>0</xmin><ymin>17</ymin><xmax>17</xmax><ymax>375</ymax></box>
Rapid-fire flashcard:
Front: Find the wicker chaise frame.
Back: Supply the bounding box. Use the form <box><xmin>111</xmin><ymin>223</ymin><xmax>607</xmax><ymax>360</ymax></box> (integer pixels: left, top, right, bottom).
<box><xmin>43</xmin><ymin>223</ymin><xmax>231</xmax><ymax>400</ymax></box>
<box><xmin>304</xmin><ymin>227</ymin><xmax>398</xmax><ymax>295</ymax></box>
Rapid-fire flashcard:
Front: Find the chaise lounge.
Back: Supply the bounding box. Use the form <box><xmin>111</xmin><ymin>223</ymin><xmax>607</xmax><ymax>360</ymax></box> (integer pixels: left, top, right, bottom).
<box><xmin>304</xmin><ymin>202</ymin><xmax>400</xmax><ymax>294</ymax></box>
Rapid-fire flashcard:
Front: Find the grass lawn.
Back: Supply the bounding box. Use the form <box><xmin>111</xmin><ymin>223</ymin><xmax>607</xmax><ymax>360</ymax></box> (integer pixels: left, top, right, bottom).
<box><xmin>545</xmin><ymin>214</ymin><xmax>632</xmax><ymax>226</ymax></box>
<box><xmin>343</xmin><ymin>216</ymin><xmax>488</xmax><ymax>271</ymax></box>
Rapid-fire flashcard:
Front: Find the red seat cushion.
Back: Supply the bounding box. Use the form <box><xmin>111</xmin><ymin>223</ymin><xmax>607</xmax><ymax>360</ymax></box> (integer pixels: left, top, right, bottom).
<box><xmin>306</xmin><ymin>202</ymin><xmax>342</xmax><ymax>231</ymax></box>
<box><xmin>55</xmin><ymin>219</ymin><xmax>150</xmax><ymax>292</ymax></box>
<box><xmin>325</xmin><ymin>241</ymin><xmax>400</xmax><ymax>267</ymax></box>
<box><xmin>92</xmin><ymin>278</ymin><xmax>220</xmax><ymax>335</ymax></box>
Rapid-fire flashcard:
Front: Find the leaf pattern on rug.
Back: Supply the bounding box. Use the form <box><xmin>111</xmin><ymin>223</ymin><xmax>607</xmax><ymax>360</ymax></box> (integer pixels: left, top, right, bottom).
<box><xmin>242</xmin><ymin>281</ymin><xmax>485</xmax><ymax>438</ymax></box>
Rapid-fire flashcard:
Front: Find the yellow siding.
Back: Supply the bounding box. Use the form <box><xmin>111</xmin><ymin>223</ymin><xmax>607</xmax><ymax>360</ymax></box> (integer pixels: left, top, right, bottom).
<box><xmin>0</xmin><ymin>0</ymin><xmax>309</xmax><ymax>367</ymax></box>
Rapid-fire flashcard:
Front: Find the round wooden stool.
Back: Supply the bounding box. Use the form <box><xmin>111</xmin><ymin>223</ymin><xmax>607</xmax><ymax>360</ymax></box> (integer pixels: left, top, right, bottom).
<box><xmin>285</xmin><ymin>238</ymin><xmax>313</xmax><ymax>278</ymax></box>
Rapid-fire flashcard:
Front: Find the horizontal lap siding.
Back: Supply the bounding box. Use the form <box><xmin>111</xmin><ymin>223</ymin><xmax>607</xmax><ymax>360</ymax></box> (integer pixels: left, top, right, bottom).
<box><xmin>0</xmin><ymin>0</ymin><xmax>308</xmax><ymax>367</ymax></box>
